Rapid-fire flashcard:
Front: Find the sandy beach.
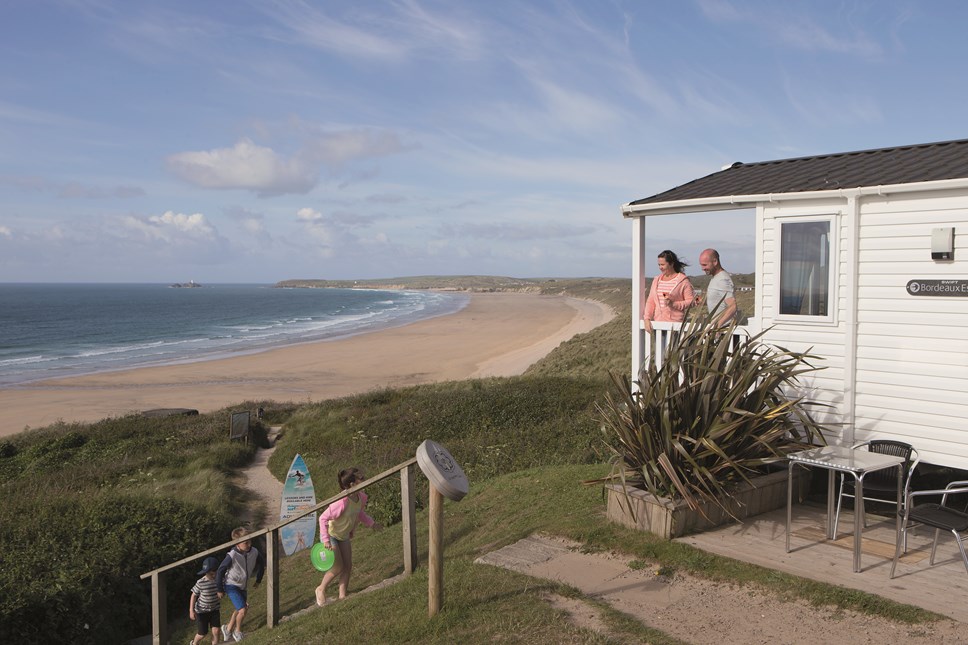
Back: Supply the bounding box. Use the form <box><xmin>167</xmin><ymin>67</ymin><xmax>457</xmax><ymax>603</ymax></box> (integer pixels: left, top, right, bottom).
<box><xmin>0</xmin><ymin>292</ymin><xmax>613</xmax><ymax>437</ymax></box>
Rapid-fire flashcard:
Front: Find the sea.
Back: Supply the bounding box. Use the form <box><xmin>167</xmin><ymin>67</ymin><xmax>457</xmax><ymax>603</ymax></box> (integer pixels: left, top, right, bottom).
<box><xmin>0</xmin><ymin>283</ymin><xmax>469</xmax><ymax>387</ymax></box>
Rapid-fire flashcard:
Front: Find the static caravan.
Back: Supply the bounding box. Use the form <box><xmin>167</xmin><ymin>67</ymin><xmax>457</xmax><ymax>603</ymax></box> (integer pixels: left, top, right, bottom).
<box><xmin>623</xmin><ymin>139</ymin><xmax>968</xmax><ymax>470</ymax></box>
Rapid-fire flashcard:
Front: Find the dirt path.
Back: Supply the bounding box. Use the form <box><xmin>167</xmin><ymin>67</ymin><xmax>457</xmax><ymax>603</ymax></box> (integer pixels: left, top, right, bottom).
<box><xmin>476</xmin><ymin>534</ymin><xmax>967</xmax><ymax>644</ymax></box>
<box><xmin>238</xmin><ymin>426</ymin><xmax>284</xmax><ymax>529</ymax></box>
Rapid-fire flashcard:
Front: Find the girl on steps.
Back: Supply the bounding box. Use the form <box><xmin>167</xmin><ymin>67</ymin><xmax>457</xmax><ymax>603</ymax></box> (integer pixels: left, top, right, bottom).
<box><xmin>314</xmin><ymin>467</ymin><xmax>383</xmax><ymax>606</ymax></box>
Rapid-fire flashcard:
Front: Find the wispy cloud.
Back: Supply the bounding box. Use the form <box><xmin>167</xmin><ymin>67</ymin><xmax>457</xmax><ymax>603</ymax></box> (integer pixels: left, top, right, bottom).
<box><xmin>781</xmin><ymin>74</ymin><xmax>883</xmax><ymax>127</ymax></box>
<box><xmin>256</xmin><ymin>1</ymin><xmax>408</xmax><ymax>61</ymax></box>
<box><xmin>300</xmin><ymin>128</ymin><xmax>413</xmax><ymax>170</ymax></box>
<box><xmin>257</xmin><ymin>0</ymin><xmax>485</xmax><ymax>62</ymax></box>
<box><xmin>0</xmin><ymin>100</ymin><xmax>93</xmax><ymax>129</ymax></box>
<box><xmin>0</xmin><ymin>175</ymin><xmax>144</xmax><ymax>199</ymax></box>
<box><xmin>696</xmin><ymin>0</ymin><xmax>885</xmax><ymax>59</ymax></box>
<box><xmin>438</xmin><ymin>221</ymin><xmax>596</xmax><ymax>242</ymax></box>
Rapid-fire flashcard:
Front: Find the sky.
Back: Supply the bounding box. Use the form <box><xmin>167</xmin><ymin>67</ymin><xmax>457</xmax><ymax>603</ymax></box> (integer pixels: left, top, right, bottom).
<box><xmin>1</xmin><ymin>0</ymin><xmax>967</xmax><ymax>283</ymax></box>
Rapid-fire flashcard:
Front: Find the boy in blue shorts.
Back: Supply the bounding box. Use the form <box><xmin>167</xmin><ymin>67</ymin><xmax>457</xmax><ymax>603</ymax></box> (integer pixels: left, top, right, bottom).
<box><xmin>215</xmin><ymin>528</ymin><xmax>265</xmax><ymax>642</ymax></box>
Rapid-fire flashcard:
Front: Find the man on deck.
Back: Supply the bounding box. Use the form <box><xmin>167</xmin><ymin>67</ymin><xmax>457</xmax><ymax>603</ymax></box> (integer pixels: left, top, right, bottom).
<box><xmin>698</xmin><ymin>248</ymin><xmax>737</xmax><ymax>326</ymax></box>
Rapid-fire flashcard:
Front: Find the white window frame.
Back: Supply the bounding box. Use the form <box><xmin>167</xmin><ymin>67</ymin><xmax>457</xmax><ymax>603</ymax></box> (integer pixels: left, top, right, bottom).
<box><xmin>774</xmin><ymin>214</ymin><xmax>838</xmax><ymax>325</ymax></box>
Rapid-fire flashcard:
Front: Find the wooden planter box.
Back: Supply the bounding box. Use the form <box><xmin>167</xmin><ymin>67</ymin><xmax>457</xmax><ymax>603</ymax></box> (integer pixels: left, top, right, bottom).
<box><xmin>605</xmin><ymin>468</ymin><xmax>810</xmax><ymax>539</ymax></box>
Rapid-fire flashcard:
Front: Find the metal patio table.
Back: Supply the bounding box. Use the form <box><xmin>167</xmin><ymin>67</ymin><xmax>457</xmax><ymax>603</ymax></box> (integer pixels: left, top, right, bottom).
<box><xmin>786</xmin><ymin>445</ymin><xmax>904</xmax><ymax>572</ymax></box>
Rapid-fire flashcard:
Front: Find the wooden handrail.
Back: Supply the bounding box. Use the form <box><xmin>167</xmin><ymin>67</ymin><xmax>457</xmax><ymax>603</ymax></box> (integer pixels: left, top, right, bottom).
<box><xmin>140</xmin><ymin>456</ymin><xmax>420</xmax><ymax>645</ymax></box>
<box><xmin>140</xmin><ymin>457</ymin><xmax>416</xmax><ymax>579</ymax></box>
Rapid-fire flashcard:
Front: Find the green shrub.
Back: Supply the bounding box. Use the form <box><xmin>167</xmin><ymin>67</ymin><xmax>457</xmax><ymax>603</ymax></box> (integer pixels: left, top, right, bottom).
<box><xmin>0</xmin><ymin>409</ymin><xmax>259</xmax><ymax>642</ymax></box>
<box><xmin>0</xmin><ymin>492</ymin><xmax>235</xmax><ymax>643</ymax></box>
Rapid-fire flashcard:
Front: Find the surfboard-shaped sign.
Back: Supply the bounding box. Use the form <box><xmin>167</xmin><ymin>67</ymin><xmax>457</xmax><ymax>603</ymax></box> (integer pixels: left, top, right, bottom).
<box><xmin>279</xmin><ymin>453</ymin><xmax>317</xmax><ymax>556</ymax></box>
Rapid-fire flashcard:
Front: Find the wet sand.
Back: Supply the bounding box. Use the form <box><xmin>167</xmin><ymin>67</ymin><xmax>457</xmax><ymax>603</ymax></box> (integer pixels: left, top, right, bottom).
<box><xmin>0</xmin><ymin>292</ymin><xmax>613</xmax><ymax>436</ymax></box>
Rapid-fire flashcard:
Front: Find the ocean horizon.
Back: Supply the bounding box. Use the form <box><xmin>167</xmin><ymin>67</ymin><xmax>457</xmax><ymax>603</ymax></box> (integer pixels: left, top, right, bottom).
<box><xmin>0</xmin><ymin>283</ymin><xmax>468</xmax><ymax>387</ymax></box>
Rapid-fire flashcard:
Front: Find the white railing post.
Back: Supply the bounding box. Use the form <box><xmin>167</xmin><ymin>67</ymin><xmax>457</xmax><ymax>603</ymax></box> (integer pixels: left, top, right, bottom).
<box><xmin>631</xmin><ymin>217</ymin><xmax>646</xmax><ymax>388</ymax></box>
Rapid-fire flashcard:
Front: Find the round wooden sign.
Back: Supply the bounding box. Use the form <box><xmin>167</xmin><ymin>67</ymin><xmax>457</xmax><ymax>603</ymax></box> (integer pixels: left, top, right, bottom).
<box><xmin>416</xmin><ymin>440</ymin><xmax>469</xmax><ymax>501</ymax></box>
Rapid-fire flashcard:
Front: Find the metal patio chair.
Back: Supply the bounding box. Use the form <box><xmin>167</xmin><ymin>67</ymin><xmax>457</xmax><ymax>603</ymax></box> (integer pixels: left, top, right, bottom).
<box><xmin>891</xmin><ymin>480</ymin><xmax>968</xmax><ymax>578</ymax></box>
<box><xmin>832</xmin><ymin>440</ymin><xmax>919</xmax><ymax>539</ymax></box>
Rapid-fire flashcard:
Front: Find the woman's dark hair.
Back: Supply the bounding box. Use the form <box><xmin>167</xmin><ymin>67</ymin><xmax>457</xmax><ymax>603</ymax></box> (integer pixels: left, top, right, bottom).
<box><xmin>658</xmin><ymin>249</ymin><xmax>688</xmax><ymax>274</ymax></box>
<box><xmin>338</xmin><ymin>467</ymin><xmax>365</xmax><ymax>490</ymax></box>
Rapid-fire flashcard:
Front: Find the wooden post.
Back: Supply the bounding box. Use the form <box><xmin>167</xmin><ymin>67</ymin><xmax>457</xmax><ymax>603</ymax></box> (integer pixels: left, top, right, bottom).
<box><xmin>150</xmin><ymin>571</ymin><xmax>167</xmax><ymax>645</ymax></box>
<box><xmin>265</xmin><ymin>527</ymin><xmax>280</xmax><ymax>627</ymax></box>
<box><xmin>401</xmin><ymin>464</ymin><xmax>417</xmax><ymax>574</ymax></box>
<box><xmin>428</xmin><ymin>485</ymin><xmax>444</xmax><ymax>617</ymax></box>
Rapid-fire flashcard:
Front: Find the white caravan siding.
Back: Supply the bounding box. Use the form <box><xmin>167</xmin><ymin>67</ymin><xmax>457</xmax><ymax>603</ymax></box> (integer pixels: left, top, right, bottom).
<box><xmin>758</xmin><ymin>199</ymin><xmax>850</xmax><ymax>437</ymax></box>
<box><xmin>854</xmin><ymin>190</ymin><xmax>968</xmax><ymax>469</ymax></box>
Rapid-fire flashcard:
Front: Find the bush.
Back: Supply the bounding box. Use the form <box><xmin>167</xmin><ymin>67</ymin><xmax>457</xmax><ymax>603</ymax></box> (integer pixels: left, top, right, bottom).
<box><xmin>0</xmin><ymin>410</ymin><xmax>253</xmax><ymax>642</ymax></box>
<box><xmin>0</xmin><ymin>493</ymin><xmax>235</xmax><ymax>643</ymax></box>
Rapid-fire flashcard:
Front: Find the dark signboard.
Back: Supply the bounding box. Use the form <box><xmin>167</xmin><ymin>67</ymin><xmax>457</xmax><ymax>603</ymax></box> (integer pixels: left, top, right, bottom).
<box><xmin>906</xmin><ymin>279</ymin><xmax>968</xmax><ymax>297</ymax></box>
<box><xmin>230</xmin><ymin>411</ymin><xmax>250</xmax><ymax>440</ymax></box>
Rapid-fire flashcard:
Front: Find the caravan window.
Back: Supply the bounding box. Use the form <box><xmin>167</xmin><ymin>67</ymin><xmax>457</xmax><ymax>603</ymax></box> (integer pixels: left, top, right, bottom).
<box><xmin>778</xmin><ymin>218</ymin><xmax>833</xmax><ymax>318</ymax></box>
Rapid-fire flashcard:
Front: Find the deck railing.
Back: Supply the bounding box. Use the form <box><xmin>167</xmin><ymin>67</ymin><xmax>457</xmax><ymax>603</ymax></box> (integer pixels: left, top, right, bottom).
<box><xmin>635</xmin><ymin>319</ymin><xmax>758</xmax><ymax>380</ymax></box>
<box><xmin>139</xmin><ymin>457</ymin><xmax>418</xmax><ymax>645</ymax></box>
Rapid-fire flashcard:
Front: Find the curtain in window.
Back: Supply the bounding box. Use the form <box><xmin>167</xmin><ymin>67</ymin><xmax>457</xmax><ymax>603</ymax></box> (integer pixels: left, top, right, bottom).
<box><xmin>780</xmin><ymin>221</ymin><xmax>829</xmax><ymax>316</ymax></box>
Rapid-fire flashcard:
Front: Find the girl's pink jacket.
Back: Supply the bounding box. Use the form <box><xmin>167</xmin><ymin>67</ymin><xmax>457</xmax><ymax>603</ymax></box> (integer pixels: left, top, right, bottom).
<box><xmin>318</xmin><ymin>492</ymin><xmax>375</xmax><ymax>544</ymax></box>
<box><xmin>642</xmin><ymin>273</ymin><xmax>695</xmax><ymax>323</ymax></box>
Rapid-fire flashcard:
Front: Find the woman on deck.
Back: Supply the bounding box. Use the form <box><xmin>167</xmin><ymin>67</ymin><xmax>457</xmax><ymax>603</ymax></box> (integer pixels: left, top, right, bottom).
<box><xmin>641</xmin><ymin>249</ymin><xmax>695</xmax><ymax>333</ymax></box>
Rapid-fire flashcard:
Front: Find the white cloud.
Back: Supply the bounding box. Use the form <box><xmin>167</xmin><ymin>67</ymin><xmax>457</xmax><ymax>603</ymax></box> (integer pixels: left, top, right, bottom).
<box><xmin>120</xmin><ymin>211</ymin><xmax>218</xmax><ymax>243</ymax></box>
<box><xmin>296</xmin><ymin>207</ymin><xmax>323</xmax><ymax>222</ymax></box>
<box><xmin>0</xmin><ymin>225</ymin><xmax>12</xmax><ymax>238</ymax></box>
<box><xmin>242</xmin><ymin>217</ymin><xmax>265</xmax><ymax>235</ymax></box>
<box><xmin>166</xmin><ymin>130</ymin><xmax>410</xmax><ymax>196</ymax></box>
<box><xmin>166</xmin><ymin>139</ymin><xmax>318</xmax><ymax>196</ymax></box>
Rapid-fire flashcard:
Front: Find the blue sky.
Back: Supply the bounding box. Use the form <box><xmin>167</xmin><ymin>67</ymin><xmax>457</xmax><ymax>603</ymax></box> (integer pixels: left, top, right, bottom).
<box><xmin>0</xmin><ymin>0</ymin><xmax>964</xmax><ymax>282</ymax></box>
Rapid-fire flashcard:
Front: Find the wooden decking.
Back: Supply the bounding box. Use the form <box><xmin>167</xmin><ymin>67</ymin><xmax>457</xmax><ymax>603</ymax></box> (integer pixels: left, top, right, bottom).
<box><xmin>675</xmin><ymin>500</ymin><xmax>968</xmax><ymax>623</ymax></box>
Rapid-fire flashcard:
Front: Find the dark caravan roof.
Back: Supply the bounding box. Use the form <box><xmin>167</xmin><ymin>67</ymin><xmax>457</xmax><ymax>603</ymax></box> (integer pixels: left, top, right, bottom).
<box><xmin>629</xmin><ymin>138</ymin><xmax>968</xmax><ymax>207</ymax></box>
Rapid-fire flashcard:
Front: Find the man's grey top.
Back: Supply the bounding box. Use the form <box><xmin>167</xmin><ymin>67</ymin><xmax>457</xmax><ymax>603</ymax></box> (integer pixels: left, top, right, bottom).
<box><xmin>706</xmin><ymin>270</ymin><xmax>735</xmax><ymax>319</ymax></box>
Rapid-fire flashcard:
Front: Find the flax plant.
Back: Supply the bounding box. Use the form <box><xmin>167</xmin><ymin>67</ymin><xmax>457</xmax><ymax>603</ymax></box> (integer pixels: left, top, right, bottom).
<box><xmin>599</xmin><ymin>310</ymin><xmax>829</xmax><ymax>519</ymax></box>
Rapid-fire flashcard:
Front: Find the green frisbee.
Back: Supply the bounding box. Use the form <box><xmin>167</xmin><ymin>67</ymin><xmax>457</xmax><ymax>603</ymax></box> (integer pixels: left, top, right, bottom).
<box><xmin>310</xmin><ymin>543</ymin><xmax>335</xmax><ymax>572</ymax></box>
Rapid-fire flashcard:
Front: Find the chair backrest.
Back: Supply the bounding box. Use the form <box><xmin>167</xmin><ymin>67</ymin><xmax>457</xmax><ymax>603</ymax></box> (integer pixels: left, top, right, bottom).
<box><xmin>865</xmin><ymin>440</ymin><xmax>915</xmax><ymax>486</ymax></box>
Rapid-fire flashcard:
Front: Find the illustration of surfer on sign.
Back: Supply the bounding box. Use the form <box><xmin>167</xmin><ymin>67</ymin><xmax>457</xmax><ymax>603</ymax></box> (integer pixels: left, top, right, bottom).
<box><xmin>280</xmin><ymin>454</ymin><xmax>317</xmax><ymax>556</ymax></box>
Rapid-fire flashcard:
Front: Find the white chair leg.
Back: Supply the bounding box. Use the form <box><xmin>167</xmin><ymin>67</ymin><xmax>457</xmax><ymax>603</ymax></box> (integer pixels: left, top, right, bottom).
<box><xmin>929</xmin><ymin>528</ymin><xmax>942</xmax><ymax>565</ymax></box>
<box><xmin>955</xmin><ymin>532</ymin><xmax>968</xmax><ymax>575</ymax></box>
<box><xmin>890</xmin><ymin>517</ymin><xmax>907</xmax><ymax>579</ymax></box>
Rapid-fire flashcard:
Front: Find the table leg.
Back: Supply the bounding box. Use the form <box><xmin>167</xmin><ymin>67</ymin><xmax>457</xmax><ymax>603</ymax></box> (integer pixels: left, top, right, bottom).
<box><xmin>786</xmin><ymin>461</ymin><xmax>794</xmax><ymax>552</ymax></box>
<box><xmin>895</xmin><ymin>463</ymin><xmax>903</xmax><ymax>554</ymax></box>
<box><xmin>853</xmin><ymin>474</ymin><xmax>863</xmax><ymax>572</ymax></box>
<box><xmin>826</xmin><ymin>469</ymin><xmax>836</xmax><ymax>539</ymax></box>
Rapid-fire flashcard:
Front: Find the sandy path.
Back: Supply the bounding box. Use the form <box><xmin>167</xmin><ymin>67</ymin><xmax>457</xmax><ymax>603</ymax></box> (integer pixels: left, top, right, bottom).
<box><xmin>0</xmin><ymin>293</ymin><xmax>613</xmax><ymax>436</ymax></box>
<box><xmin>479</xmin><ymin>534</ymin><xmax>966</xmax><ymax>644</ymax></box>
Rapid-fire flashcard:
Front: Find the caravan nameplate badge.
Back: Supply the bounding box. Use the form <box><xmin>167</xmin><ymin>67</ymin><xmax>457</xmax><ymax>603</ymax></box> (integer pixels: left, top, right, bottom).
<box><xmin>906</xmin><ymin>279</ymin><xmax>968</xmax><ymax>297</ymax></box>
